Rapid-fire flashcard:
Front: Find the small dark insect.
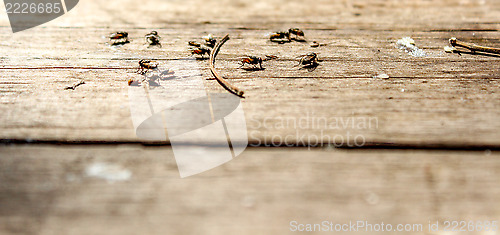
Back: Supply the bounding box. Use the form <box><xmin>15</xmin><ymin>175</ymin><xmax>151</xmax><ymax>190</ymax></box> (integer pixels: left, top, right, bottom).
<box><xmin>191</xmin><ymin>47</ymin><xmax>211</xmax><ymax>58</ymax></box>
<box><xmin>145</xmin><ymin>31</ymin><xmax>161</xmax><ymax>47</ymax></box>
<box><xmin>137</xmin><ymin>59</ymin><xmax>159</xmax><ymax>74</ymax></box>
<box><xmin>298</xmin><ymin>53</ymin><xmax>318</xmax><ymax>66</ymax></box>
<box><xmin>188</xmin><ymin>41</ymin><xmax>201</xmax><ymax>47</ymax></box>
<box><xmin>270</xmin><ymin>31</ymin><xmax>291</xmax><ymax>43</ymax></box>
<box><xmin>297</xmin><ymin>53</ymin><xmax>320</xmax><ymax>71</ymax></box>
<box><xmin>203</xmin><ymin>34</ymin><xmax>217</xmax><ymax>48</ymax></box>
<box><xmin>110</xmin><ymin>31</ymin><xmax>129</xmax><ymax>45</ymax></box>
<box><xmin>289</xmin><ymin>28</ymin><xmax>305</xmax><ymax>37</ymax></box>
<box><xmin>110</xmin><ymin>31</ymin><xmax>128</xmax><ymax>40</ymax></box>
<box><xmin>240</xmin><ymin>56</ymin><xmax>263</xmax><ymax>70</ymax></box>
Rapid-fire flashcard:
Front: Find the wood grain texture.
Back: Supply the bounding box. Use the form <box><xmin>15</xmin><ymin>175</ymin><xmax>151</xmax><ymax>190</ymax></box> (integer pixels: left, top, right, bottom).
<box><xmin>0</xmin><ymin>0</ymin><xmax>499</xmax><ymax>147</ymax></box>
<box><xmin>1</xmin><ymin>1</ymin><xmax>500</xmax><ymax>234</ymax></box>
<box><xmin>0</xmin><ymin>145</ymin><xmax>499</xmax><ymax>235</ymax></box>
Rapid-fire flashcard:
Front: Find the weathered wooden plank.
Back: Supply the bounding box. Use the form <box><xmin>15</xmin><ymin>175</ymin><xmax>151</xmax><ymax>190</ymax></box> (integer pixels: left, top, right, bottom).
<box><xmin>0</xmin><ymin>68</ymin><xmax>499</xmax><ymax>146</ymax></box>
<box><xmin>0</xmin><ymin>146</ymin><xmax>499</xmax><ymax>235</ymax></box>
<box><xmin>0</xmin><ymin>0</ymin><xmax>499</xmax><ymax>147</ymax></box>
<box><xmin>0</xmin><ymin>1</ymin><xmax>500</xmax><ymax>235</ymax></box>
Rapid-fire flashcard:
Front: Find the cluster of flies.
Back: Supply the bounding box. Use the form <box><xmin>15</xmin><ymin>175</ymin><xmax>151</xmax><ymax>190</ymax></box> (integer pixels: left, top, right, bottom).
<box><xmin>109</xmin><ymin>31</ymin><xmax>161</xmax><ymax>47</ymax></box>
<box><xmin>269</xmin><ymin>28</ymin><xmax>320</xmax><ymax>71</ymax></box>
<box><xmin>269</xmin><ymin>28</ymin><xmax>306</xmax><ymax>43</ymax></box>
<box><xmin>108</xmin><ymin>31</ymin><xmax>168</xmax><ymax>86</ymax></box>
<box><xmin>110</xmin><ymin>27</ymin><xmax>320</xmax><ymax>87</ymax></box>
<box><xmin>188</xmin><ymin>34</ymin><xmax>216</xmax><ymax>58</ymax></box>
<box><xmin>188</xmin><ymin>34</ymin><xmax>277</xmax><ymax>70</ymax></box>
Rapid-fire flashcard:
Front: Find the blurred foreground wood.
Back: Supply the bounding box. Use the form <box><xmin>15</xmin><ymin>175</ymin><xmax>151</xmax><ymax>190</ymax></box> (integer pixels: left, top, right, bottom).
<box><xmin>0</xmin><ymin>145</ymin><xmax>499</xmax><ymax>235</ymax></box>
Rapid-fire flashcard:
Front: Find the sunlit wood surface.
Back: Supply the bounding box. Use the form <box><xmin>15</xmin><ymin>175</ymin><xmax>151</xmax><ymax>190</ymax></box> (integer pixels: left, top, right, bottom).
<box><xmin>0</xmin><ymin>0</ymin><xmax>499</xmax><ymax>234</ymax></box>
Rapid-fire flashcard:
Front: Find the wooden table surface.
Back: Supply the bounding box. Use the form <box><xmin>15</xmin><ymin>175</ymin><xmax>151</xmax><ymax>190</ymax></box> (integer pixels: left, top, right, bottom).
<box><xmin>0</xmin><ymin>0</ymin><xmax>499</xmax><ymax>234</ymax></box>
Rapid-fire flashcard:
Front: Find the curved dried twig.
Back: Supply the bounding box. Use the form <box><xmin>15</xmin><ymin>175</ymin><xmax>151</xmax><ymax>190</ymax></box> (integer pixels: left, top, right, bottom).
<box><xmin>449</xmin><ymin>37</ymin><xmax>500</xmax><ymax>55</ymax></box>
<box><xmin>209</xmin><ymin>34</ymin><xmax>245</xmax><ymax>98</ymax></box>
